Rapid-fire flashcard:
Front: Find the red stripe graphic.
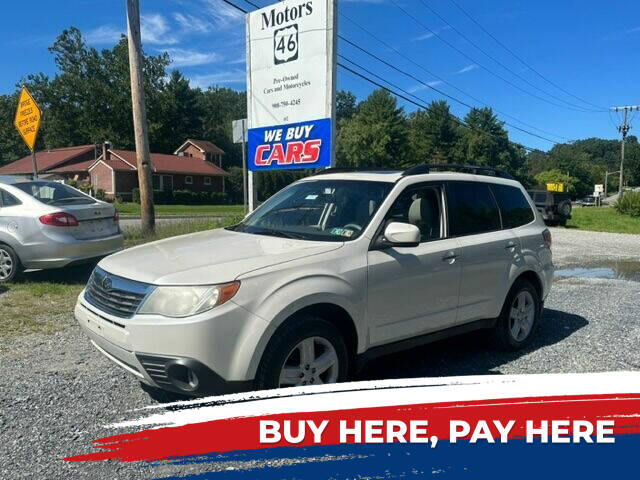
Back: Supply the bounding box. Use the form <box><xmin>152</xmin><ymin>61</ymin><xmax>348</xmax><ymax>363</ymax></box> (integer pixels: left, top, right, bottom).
<box><xmin>66</xmin><ymin>393</ymin><xmax>640</xmax><ymax>462</ymax></box>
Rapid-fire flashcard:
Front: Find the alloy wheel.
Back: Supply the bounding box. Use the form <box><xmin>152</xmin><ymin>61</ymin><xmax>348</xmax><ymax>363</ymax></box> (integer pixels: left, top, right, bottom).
<box><xmin>0</xmin><ymin>248</ymin><xmax>14</xmax><ymax>281</ymax></box>
<box><xmin>509</xmin><ymin>290</ymin><xmax>535</xmax><ymax>342</ymax></box>
<box><xmin>278</xmin><ymin>336</ymin><xmax>339</xmax><ymax>387</ymax></box>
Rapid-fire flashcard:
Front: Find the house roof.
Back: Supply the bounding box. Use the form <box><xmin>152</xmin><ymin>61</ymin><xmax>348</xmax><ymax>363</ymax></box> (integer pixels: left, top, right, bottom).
<box><xmin>175</xmin><ymin>139</ymin><xmax>225</xmax><ymax>156</ymax></box>
<box><xmin>0</xmin><ymin>145</ymin><xmax>96</xmax><ymax>175</ymax></box>
<box><xmin>110</xmin><ymin>150</ymin><xmax>229</xmax><ymax>176</ymax></box>
<box><xmin>49</xmin><ymin>158</ymin><xmax>99</xmax><ymax>173</ymax></box>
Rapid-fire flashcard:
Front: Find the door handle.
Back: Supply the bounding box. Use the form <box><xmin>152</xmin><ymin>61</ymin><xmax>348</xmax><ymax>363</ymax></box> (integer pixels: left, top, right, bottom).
<box><xmin>442</xmin><ymin>251</ymin><xmax>459</xmax><ymax>262</ymax></box>
<box><xmin>505</xmin><ymin>241</ymin><xmax>517</xmax><ymax>250</ymax></box>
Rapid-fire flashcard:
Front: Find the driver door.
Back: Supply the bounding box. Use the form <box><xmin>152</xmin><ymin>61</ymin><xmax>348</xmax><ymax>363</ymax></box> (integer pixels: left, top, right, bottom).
<box><xmin>366</xmin><ymin>182</ymin><xmax>462</xmax><ymax>346</ymax></box>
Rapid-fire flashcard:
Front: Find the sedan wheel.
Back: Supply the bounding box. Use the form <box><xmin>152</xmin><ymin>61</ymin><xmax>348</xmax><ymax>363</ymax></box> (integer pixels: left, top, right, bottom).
<box><xmin>509</xmin><ymin>291</ymin><xmax>535</xmax><ymax>342</ymax></box>
<box><xmin>0</xmin><ymin>247</ymin><xmax>16</xmax><ymax>281</ymax></box>
<box><xmin>279</xmin><ymin>336</ymin><xmax>339</xmax><ymax>387</ymax></box>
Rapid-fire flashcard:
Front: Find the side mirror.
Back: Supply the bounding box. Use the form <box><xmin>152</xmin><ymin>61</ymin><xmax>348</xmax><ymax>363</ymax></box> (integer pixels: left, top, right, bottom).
<box><xmin>380</xmin><ymin>222</ymin><xmax>420</xmax><ymax>248</ymax></box>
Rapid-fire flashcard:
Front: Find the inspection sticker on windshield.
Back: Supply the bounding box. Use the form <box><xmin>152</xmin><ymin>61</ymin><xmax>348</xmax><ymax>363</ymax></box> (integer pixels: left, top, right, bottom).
<box><xmin>330</xmin><ymin>228</ymin><xmax>354</xmax><ymax>238</ymax></box>
<box><xmin>305</xmin><ymin>194</ymin><xmax>318</xmax><ymax>200</ymax></box>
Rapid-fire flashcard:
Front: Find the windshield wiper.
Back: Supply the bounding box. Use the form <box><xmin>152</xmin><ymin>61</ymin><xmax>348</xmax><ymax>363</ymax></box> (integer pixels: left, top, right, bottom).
<box><xmin>248</xmin><ymin>228</ymin><xmax>309</xmax><ymax>240</ymax></box>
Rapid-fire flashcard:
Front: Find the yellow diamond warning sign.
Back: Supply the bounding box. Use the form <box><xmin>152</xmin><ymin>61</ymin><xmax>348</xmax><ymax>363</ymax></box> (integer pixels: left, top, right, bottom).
<box><xmin>14</xmin><ymin>86</ymin><xmax>42</xmax><ymax>151</ymax></box>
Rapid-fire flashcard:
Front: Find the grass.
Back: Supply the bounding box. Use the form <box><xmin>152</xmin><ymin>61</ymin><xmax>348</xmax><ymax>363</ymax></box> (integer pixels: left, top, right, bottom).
<box><xmin>0</xmin><ymin>216</ymin><xmax>239</xmax><ymax>338</ymax></box>
<box><xmin>566</xmin><ymin>206</ymin><xmax>640</xmax><ymax>234</ymax></box>
<box><xmin>115</xmin><ymin>203</ymin><xmax>245</xmax><ymax>217</ymax></box>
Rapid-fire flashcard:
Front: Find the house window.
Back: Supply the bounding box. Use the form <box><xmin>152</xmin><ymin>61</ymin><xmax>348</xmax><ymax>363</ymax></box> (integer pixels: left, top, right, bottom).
<box><xmin>204</xmin><ymin>177</ymin><xmax>212</xmax><ymax>186</ymax></box>
<box><xmin>185</xmin><ymin>176</ymin><xmax>193</xmax><ymax>185</ymax></box>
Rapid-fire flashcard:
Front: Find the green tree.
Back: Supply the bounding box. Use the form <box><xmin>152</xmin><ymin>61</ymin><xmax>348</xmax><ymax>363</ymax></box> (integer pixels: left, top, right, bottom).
<box><xmin>408</xmin><ymin>100</ymin><xmax>458</xmax><ymax>164</ymax></box>
<box><xmin>337</xmin><ymin>89</ymin><xmax>408</xmax><ymax>168</ymax></box>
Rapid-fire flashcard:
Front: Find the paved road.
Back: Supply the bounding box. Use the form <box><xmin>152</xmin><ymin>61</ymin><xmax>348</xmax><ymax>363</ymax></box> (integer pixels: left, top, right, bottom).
<box><xmin>1</xmin><ymin>227</ymin><xmax>639</xmax><ymax>478</ymax></box>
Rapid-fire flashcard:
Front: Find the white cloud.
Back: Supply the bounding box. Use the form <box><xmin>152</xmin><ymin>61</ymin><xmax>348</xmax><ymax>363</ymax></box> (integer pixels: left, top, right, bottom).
<box><xmin>202</xmin><ymin>0</ymin><xmax>244</xmax><ymax>29</ymax></box>
<box><xmin>189</xmin><ymin>69</ymin><xmax>246</xmax><ymax>88</ymax></box>
<box><xmin>141</xmin><ymin>13</ymin><xmax>178</xmax><ymax>45</ymax></box>
<box><xmin>85</xmin><ymin>25</ymin><xmax>124</xmax><ymax>45</ymax></box>
<box><xmin>408</xmin><ymin>80</ymin><xmax>443</xmax><ymax>93</ymax></box>
<box><xmin>173</xmin><ymin>12</ymin><xmax>212</xmax><ymax>34</ymax></box>
<box><xmin>413</xmin><ymin>25</ymin><xmax>451</xmax><ymax>42</ymax></box>
<box><xmin>626</xmin><ymin>26</ymin><xmax>640</xmax><ymax>34</ymax></box>
<box><xmin>455</xmin><ymin>63</ymin><xmax>478</xmax><ymax>74</ymax></box>
<box><xmin>165</xmin><ymin>48</ymin><xmax>220</xmax><ymax>67</ymax></box>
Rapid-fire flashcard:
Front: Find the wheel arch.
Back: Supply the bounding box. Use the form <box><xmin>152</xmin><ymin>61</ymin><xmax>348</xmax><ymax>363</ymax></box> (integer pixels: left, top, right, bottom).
<box><xmin>247</xmin><ymin>298</ymin><xmax>361</xmax><ymax>380</ymax></box>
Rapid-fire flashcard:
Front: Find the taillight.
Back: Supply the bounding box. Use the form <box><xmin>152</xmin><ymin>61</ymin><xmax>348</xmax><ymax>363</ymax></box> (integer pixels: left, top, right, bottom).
<box><xmin>113</xmin><ymin>211</ymin><xmax>120</xmax><ymax>225</ymax></box>
<box><xmin>542</xmin><ymin>228</ymin><xmax>552</xmax><ymax>250</ymax></box>
<box><xmin>39</xmin><ymin>212</ymin><xmax>79</xmax><ymax>227</ymax></box>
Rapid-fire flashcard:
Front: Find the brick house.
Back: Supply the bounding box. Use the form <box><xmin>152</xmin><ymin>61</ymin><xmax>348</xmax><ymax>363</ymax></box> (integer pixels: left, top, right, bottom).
<box><xmin>89</xmin><ymin>142</ymin><xmax>228</xmax><ymax>200</ymax></box>
<box><xmin>0</xmin><ymin>140</ymin><xmax>229</xmax><ymax>201</ymax></box>
<box><xmin>0</xmin><ymin>145</ymin><xmax>98</xmax><ymax>181</ymax></box>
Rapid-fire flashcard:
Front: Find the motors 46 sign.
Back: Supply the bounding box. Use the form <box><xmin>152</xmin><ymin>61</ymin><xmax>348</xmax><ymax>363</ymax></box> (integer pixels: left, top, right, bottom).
<box><xmin>246</xmin><ymin>0</ymin><xmax>336</xmax><ymax>171</ymax></box>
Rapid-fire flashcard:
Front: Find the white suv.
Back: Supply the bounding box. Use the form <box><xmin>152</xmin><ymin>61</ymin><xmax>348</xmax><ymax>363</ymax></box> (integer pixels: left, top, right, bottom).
<box><xmin>75</xmin><ymin>165</ymin><xmax>553</xmax><ymax>396</ymax></box>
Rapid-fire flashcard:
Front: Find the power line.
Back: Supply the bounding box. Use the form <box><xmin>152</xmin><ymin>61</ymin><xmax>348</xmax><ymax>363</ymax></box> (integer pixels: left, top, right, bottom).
<box><xmin>339</xmin><ymin>12</ymin><xmax>571</xmax><ymax>142</ymax></box>
<box><xmin>338</xmin><ymin>36</ymin><xmax>559</xmax><ymax>145</ymax></box>
<box><xmin>222</xmin><ymin>0</ymin><xmax>551</xmax><ymax>150</ymax></box>
<box><xmin>415</xmin><ymin>0</ymin><xmax>605</xmax><ymax>113</ymax></box>
<box><xmin>447</xmin><ymin>0</ymin><xmax>606</xmax><ymax>111</ymax></box>
<box><xmin>339</xmin><ymin>57</ymin><xmax>547</xmax><ymax>152</ymax></box>
<box><xmin>388</xmin><ymin>0</ymin><xmax>601</xmax><ymax>113</ymax></box>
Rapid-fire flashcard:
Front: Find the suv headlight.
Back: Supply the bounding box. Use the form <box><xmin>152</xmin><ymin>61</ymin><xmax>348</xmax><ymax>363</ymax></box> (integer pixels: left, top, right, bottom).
<box><xmin>138</xmin><ymin>281</ymin><xmax>240</xmax><ymax>318</ymax></box>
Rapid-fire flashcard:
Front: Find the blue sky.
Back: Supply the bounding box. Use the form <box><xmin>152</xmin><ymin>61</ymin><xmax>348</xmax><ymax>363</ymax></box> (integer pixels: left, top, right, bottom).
<box><xmin>1</xmin><ymin>0</ymin><xmax>639</xmax><ymax>151</ymax></box>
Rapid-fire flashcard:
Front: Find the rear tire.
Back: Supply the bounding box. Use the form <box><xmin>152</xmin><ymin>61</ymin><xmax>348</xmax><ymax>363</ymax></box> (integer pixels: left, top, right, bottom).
<box><xmin>0</xmin><ymin>244</ymin><xmax>20</xmax><ymax>284</ymax></box>
<box><xmin>255</xmin><ymin>315</ymin><xmax>349</xmax><ymax>391</ymax></box>
<box><xmin>493</xmin><ymin>279</ymin><xmax>541</xmax><ymax>350</ymax></box>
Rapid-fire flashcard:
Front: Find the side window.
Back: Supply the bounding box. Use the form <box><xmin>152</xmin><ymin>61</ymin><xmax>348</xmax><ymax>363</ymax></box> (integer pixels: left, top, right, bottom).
<box><xmin>491</xmin><ymin>184</ymin><xmax>534</xmax><ymax>228</ymax></box>
<box><xmin>0</xmin><ymin>189</ymin><xmax>21</xmax><ymax>207</ymax></box>
<box><xmin>386</xmin><ymin>184</ymin><xmax>443</xmax><ymax>242</ymax></box>
<box><xmin>447</xmin><ymin>181</ymin><xmax>501</xmax><ymax>236</ymax></box>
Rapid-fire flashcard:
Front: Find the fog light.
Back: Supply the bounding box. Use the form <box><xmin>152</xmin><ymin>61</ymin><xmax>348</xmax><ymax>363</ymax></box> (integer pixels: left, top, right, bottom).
<box><xmin>167</xmin><ymin>364</ymin><xmax>199</xmax><ymax>392</ymax></box>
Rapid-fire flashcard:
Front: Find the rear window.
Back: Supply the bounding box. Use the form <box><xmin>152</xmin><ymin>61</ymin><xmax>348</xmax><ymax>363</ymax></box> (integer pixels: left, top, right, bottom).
<box><xmin>0</xmin><ymin>189</ymin><xmax>21</xmax><ymax>207</ymax></box>
<box><xmin>13</xmin><ymin>181</ymin><xmax>94</xmax><ymax>206</ymax></box>
<box><xmin>447</xmin><ymin>181</ymin><xmax>501</xmax><ymax>236</ymax></box>
<box><xmin>491</xmin><ymin>184</ymin><xmax>535</xmax><ymax>228</ymax></box>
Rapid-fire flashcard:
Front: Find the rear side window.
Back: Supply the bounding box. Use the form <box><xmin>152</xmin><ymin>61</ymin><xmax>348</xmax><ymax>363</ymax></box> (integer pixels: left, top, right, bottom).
<box><xmin>491</xmin><ymin>184</ymin><xmax>534</xmax><ymax>228</ymax></box>
<box><xmin>0</xmin><ymin>189</ymin><xmax>21</xmax><ymax>207</ymax></box>
<box><xmin>447</xmin><ymin>181</ymin><xmax>501</xmax><ymax>236</ymax></box>
<box><xmin>534</xmin><ymin>193</ymin><xmax>547</xmax><ymax>203</ymax></box>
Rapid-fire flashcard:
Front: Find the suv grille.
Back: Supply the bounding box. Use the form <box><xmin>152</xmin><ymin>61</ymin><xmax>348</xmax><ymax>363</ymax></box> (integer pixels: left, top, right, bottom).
<box><xmin>85</xmin><ymin>267</ymin><xmax>151</xmax><ymax>318</ymax></box>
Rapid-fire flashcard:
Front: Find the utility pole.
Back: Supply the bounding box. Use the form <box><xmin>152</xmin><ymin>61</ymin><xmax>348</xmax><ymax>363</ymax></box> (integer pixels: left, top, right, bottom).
<box><xmin>611</xmin><ymin>105</ymin><xmax>640</xmax><ymax>200</ymax></box>
<box><xmin>604</xmin><ymin>170</ymin><xmax>620</xmax><ymax>199</ymax></box>
<box><xmin>126</xmin><ymin>0</ymin><xmax>155</xmax><ymax>234</ymax></box>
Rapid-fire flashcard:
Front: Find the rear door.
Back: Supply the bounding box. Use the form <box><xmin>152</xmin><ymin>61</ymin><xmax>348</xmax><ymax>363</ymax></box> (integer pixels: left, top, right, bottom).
<box><xmin>367</xmin><ymin>182</ymin><xmax>462</xmax><ymax>345</ymax></box>
<box><xmin>447</xmin><ymin>181</ymin><xmax>519</xmax><ymax>323</ymax></box>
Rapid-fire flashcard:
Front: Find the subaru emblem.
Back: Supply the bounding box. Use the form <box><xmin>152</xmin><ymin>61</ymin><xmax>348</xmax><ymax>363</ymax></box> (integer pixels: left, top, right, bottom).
<box><xmin>102</xmin><ymin>276</ymin><xmax>113</xmax><ymax>291</ymax></box>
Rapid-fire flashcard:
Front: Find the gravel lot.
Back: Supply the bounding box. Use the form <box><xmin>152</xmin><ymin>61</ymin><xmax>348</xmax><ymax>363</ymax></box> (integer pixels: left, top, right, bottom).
<box><xmin>1</xmin><ymin>227</ymin><xmax>639</xmax><ymax>479</ymax></box>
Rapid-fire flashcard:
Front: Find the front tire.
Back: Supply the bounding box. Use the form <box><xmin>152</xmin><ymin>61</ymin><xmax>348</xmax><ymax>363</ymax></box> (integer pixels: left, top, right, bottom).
<box><xmin>255</xmin><ymin>315</ymin><xmax>349</xmax><ymax>391</ymax></box>
<box><xmin>0</xmin><ymin>244</ymin><xmax>20</xmax><ymax>284</ymax></box>
<box><xmin>493</xmin><ymin>279</ymin><xmax>541</xmax><ymax>350</ymax></box>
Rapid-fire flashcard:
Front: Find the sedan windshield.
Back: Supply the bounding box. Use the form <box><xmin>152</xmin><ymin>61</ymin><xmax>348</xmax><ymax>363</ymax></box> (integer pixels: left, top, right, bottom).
<box><xmin>231</xmin><ymin>179</ymin><xmax>393</xmax><ymax>242</ymax></box>
<box><xmin>13</xmin><ymin>181</ymin><xmax>95</xmax><ymax>206</ymax></box>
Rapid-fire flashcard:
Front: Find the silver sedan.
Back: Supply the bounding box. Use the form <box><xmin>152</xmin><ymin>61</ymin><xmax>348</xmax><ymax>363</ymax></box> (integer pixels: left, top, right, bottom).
<box><xmin>0</xmin><ymin>178</ymin><xmax>123</xmax><ymax>282</ymax></box>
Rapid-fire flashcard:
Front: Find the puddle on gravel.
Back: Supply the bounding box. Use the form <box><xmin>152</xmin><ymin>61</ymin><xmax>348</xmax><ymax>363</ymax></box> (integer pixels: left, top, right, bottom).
<box><xmin>555</xmin><ymin>261</ymin><xmax>640</xmax><ymax>282</ymax></box>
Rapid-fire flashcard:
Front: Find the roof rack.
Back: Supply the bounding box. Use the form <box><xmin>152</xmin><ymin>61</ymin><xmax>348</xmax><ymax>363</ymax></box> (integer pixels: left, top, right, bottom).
<box><xmin>312</xmin><ymin>167</ymin><xmax>398</xmax><ymax>176</ymax></box>
<box><xmin>401</xmin><ymin>163</ymin><xmax>515</xmax><ymax>180</ymax></box>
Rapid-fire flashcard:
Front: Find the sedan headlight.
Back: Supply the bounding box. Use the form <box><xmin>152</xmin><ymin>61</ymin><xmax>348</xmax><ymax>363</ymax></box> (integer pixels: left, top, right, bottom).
<box><xmin>138</xmin><ymin>281</ymin><xmax>240</xmax><ymax>318</ymax></box>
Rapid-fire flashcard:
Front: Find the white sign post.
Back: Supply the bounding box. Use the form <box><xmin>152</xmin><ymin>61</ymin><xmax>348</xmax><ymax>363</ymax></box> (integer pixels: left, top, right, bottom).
<box><xmin>246</xmin><ymin>0</ymin><xmax>337</xmax><ymax>211</ymax></box>
<box><xmin>232</xmin><ymin>118</ymin><xmax>249</xmax><ymax>213</ymax></box>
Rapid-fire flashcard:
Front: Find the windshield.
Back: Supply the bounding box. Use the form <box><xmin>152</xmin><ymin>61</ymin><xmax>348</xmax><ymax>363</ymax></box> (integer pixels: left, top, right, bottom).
<box><xmin>13</xmin><ymin>181</ymin><xmax>95</xmax><ymax>206</ymax></box>
<box><xmin>231</xmin><ymin>179</ymin><xmax>393</xmax><ymax>242</ymax></box>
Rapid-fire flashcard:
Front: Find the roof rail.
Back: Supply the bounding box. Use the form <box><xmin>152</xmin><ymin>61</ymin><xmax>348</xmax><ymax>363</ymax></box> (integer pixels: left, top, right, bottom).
<box><xmin>401</xmin><ymin>163</ymin><xmax>515</xmax><ymax>180</ymax></box>
<box><xmin>311</xmin><ymin>167</ymin><xmax>398</xmax><ymax>176</ymax></box>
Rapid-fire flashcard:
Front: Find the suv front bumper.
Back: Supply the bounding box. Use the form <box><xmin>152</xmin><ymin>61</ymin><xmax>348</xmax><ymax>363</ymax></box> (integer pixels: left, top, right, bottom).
<box><xmin>74</xmin><ymin>293</ymin><xmax>267</xmax><ymax>396</ymax></box>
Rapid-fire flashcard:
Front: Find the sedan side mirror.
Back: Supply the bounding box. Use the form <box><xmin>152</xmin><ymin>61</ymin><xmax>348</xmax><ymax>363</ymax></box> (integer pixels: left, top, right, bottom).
<box><xmin>380</xmin><ymin>222</ymin><xmax>420</xmax><ymax>248</ymax></box>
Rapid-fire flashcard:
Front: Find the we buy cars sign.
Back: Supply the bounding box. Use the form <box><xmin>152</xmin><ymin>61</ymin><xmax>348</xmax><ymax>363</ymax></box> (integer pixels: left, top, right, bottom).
<box><xmin>246</xmin><ymin>0</ymin><xmax>336</xmax><ymax>171</ymax></box>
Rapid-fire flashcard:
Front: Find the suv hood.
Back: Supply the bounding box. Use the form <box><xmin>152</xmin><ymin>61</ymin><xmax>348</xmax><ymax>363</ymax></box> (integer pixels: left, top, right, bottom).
<box><xmin>98</xmin><ymin>228</ymin><xmax>343</xmax><ymax>285</ymax></box>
